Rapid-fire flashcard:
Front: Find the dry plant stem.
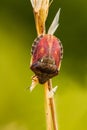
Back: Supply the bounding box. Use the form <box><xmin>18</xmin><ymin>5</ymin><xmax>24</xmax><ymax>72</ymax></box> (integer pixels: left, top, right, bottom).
<box><xmin>44</xmin><ymin>82</ymin><xmax>52</xmax><ymax>130</ymax></box>
<box><xmin>34</xmin><ymin>11</ymin><xmax>45</xmax><ymax>35</ymax></box>
<box><xmin>33</xmin><ymin>1</ymin><xmax>49</xmax><ymax>35</ymax></box>
<box><xmin>33</xmin><ymin>7</ymin><xmax>49</xmax><ymax>35</ymax></box>
<box><xmin>34</xmin><ymin>8</ymin><xmax>52</xmax><ymax>130</ymax></box>
<box><xmin>30</xmin><ymin>1</ymin><xmax>58</xmax><ymax>130</ymax></box>
<box><xmin>48</xmin><ymin>80</ymin><xmax>58</xmax><ymax>130</ymax></box>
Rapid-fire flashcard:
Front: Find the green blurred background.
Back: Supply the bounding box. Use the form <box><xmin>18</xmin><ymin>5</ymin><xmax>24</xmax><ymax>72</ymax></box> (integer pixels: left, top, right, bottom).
<box><xmin>0</xmin><ymin>0</ymin><xmax>87</xmax><ymax>130</ymax></box>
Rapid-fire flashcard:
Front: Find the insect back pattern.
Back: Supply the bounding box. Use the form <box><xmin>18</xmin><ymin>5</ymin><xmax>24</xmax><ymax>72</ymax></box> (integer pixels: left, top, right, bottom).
<box><xmin>30</xmin><ymin>34</ymin><xmax>63</xmax><ymax>84</ymax></box>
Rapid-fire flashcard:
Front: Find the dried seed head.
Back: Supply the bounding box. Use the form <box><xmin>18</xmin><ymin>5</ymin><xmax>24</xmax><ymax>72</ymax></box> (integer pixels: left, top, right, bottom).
<box><xmin>30</xmin><ymin>0</ymin><xmax>49</xmax><ymax>12</ymax></box>
<box><xmin>41</xmin><ymin>0</ymin><xmax>49</xmax><ymax>10</ymax></box>
<box><xmin>30</xmin><ymin>0</ymin><xmax>50</xmax><ymax>35</ymax></box>
<box><xmin>30</xmin><ymin>0</ymin><xmax>42</xmax><ymax>12</ymax></box>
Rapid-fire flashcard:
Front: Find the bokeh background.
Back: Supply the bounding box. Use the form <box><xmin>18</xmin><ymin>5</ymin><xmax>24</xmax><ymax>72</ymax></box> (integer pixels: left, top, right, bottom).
<box><xmin>0</xmin><ymin>0</ymin><xmax>87</xmax><ymax>130</ymax></box>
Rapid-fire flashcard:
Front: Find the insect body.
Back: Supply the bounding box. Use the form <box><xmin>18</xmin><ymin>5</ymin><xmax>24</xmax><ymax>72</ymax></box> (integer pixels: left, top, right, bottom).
<box><xmin>30</xmin><ymin>34</ymin><xmax>63</xmax><ymax>84</ymax></box>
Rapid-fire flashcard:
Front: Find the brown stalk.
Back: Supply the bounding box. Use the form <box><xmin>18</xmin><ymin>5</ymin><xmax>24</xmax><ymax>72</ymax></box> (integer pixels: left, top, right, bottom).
<box><xmin>44</xmin><ymin>79</ymin><xmax>58</xmax><ymax>130</ymax></box>
<box><xmin>44</xmin><ymin>82</ymin><xmax>52</xmax><ymax>130</ymax></box>
<box><xmin>33</xmin><ymin>1</ymin><xmax>49</xmax><ymax>35</ymax></box>
<box><xmin>30</xmin><ymin>0</ymin><xmax>58</xmax><ymax>130</ymax></box>
<box><xmin>48</xmin><ymin>79</ymin><xmax>58</xmax><ymax>130</ymax></box>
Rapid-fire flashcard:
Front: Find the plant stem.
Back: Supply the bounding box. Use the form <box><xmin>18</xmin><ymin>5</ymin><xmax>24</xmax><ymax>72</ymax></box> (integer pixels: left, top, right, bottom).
<box><xmin>34</xmin><ymin>11</ymin><xmax>45</xmax><ymax>35</ymax></box>
<box><xmin>44</xmin><ymin>80</ymin><xmax>58</xmax><ymax>130</ymax></box>
<box><xmin>30</xmin><ymin>1</ymin><xmax>58</xmax><ymax>129</ymax></box>
<box><xmin>48</xmin><ymin>80</ymin><xmax>58</xmax><ymax>130</ymax></box>
<box><xmin>44</xmin><ymin>82</ymin><xmax>52</xmax><ymax>130</ymax></box>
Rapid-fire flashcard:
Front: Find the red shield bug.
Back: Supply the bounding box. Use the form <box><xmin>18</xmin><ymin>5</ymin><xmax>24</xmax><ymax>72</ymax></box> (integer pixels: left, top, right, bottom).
<box><xmin>30</xmin><ymin>34</ymin><xmax>63</xmax><ymax>84</ymax></box>
<box><xmin>30</xmin><ymin>9</ymin><xmax>63</xmax><ymax>84</ymax></box>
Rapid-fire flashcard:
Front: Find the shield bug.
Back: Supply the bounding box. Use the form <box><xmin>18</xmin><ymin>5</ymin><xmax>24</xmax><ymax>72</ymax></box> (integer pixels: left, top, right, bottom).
<box><xmin>30</xmin><ymin>34</ymin><xmax>63</xmax><ymax>84</ymax></box>
<box><xmin>30</xmin><ymin>9</ymin><xmax>63</xmax><ymax>84</ymax></box>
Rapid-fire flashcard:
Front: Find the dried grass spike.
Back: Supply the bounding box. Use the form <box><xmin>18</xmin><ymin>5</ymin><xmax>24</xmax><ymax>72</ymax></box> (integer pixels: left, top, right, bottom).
<box><xmin>30</xmin><ymin>76</ymin><xmax>39</xmax><ymax>92</ymax></box>
<box><xmin>48</xmin><ymin>8</ymin><xmax>61</xmax><ymax>35</ymax></box>
<box><xmin>30</xmin><ymin>0</ymin><xmax>42</xmax><ymax>12</ymax></box>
